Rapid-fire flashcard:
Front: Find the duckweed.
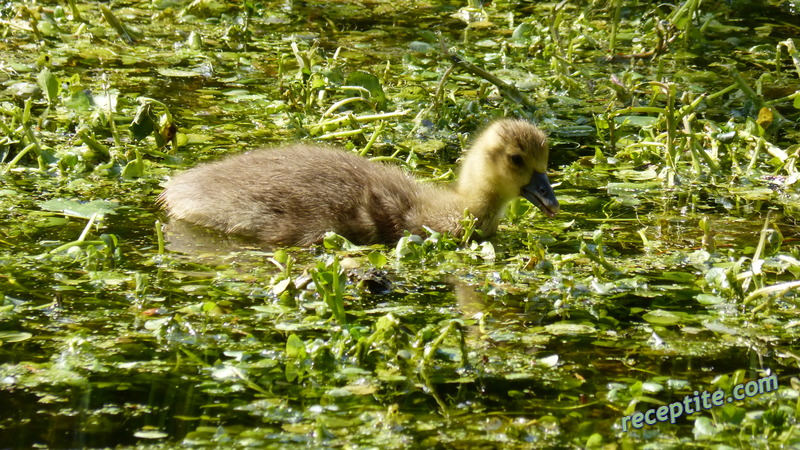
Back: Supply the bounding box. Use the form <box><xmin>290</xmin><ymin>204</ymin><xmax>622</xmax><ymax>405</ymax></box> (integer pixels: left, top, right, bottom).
<box><xmin>1</xmin><ymin>0</ymin><xmax>799</xmax><ymax>448</ymax></box>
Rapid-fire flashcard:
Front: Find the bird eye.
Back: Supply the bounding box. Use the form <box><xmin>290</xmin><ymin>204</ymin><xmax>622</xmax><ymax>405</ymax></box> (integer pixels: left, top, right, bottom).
<box><xmin>509</xmin><ymin>154</ymin><xmax>525</xmax><ymax>167</ymax></box>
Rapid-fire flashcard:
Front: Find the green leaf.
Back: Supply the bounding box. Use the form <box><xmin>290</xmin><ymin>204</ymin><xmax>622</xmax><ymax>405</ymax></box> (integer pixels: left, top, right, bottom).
<box><xmin>133</xmin><ymin>430</ymin><xmax>169</xmax><ymax>439</ymax></box>
<box><xmin>157</xmin><ymin>68</ymin><xmax>202</xmax><ymax>78</ymax></box>
<box><xmin>286</xmin><ymin>334</ymin><xmax>305</xmax><ymax>359</ymax></box>
<box><xmin>544</xmin><ymin>322</ymin><xmax>596</xmax><ymax>335</ymax></box>
<box><xmin>131</xmin><ymin>103</ymin><xmax>156</xmax><ymax>141</ymax></box>
<box><xmin>345</xmin><ymin>71</ymin><xmax>387</xmax><ymax>110</ymax></box>
<box><xmin>696</xmin><ymin>293</ymin><xmax>725</xmax><ymax>305</ymax></box>
<box><xmin>658</xmin><ymin>271</ymin><xmax>696</xmax><ymax>283</ymax></box>
<box><xmin>693</xmin><ymin>416</ymin><xmax>721</xmax><ymax>440</ymax></box>
<box><xmin>511</xmin><ymin>23</ymin><xmax>535</xmax><ymax>40</ymax></box>
<box><xmin>367</xmin><ymin>251</ymin><xmax>387</xmax><ymax>268</ymax></box>
<box><xmin>37</xmin><ymin>68</ymin><xmax>59</xmax><ymax>103</ymax></box>
<box><xmin>38</xmin><ymin>199</ymin><xmax>119</xmax><ymax>219</ymax></box>
<box><xmin>100</xmin><ymin>4</ymin><xmax>137</xmax><ymax>44</ymax></box>
<box><xmin>322</xmin><ymin>232</ymin><xmax>357</xmax><ymax>250</ymax></box>
<box><xmin>409</xmin><ymin>41</ymin><xmax>434</xmax><ymax>53</ymax></box>
<box><xmin>122</xmin><ymin>159</ymin><xmax>145</xmax><ymax>178</ymax></box>
<box><xmin>63</xmin><ymin>90</ymin><xmax>92</xmax><ymax>111</ymax></box>
<box><xmin>614</xmin><ymin>168</ymin><xmax>658</xmax><ymax>181</ymax></box>
<box><xmin>642</xmin><ymin>309</ymin><xmax>683</xmax><ymax>325</ymax></box>
<box><xmin>285</xmin><ymin>334</ymin><xmax>306</xmax><ymax>382</ymax></box>
<box><xmin>537</xmin><ymin>354</ymin><xmax>559</xmax><ymax>368</ymax></box>
<box><xmin>0</xmin><ymin>331</ymin><xmax>33</xmax><ymax>344</ymax></box>
<box><xmin>606</xmin><ymin>182</ymin><xmax>662</xmax><ymax>196</ymax></box>
<box><xmin>614</xmin><ymin>115</ymin><xmax>659</xmax><ymax>128</ymax></box>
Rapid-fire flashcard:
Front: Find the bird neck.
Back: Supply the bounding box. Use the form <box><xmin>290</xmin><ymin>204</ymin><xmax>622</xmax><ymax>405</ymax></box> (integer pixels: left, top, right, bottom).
<box><xmin>454</xmin><ymin>149</ymin><xmax>518</xmax><ymax>236</ymax></box>
<box><xmin>455</xmin><ymin>179</ymin><xmax>506</xmax><ymax>236</ymax></box>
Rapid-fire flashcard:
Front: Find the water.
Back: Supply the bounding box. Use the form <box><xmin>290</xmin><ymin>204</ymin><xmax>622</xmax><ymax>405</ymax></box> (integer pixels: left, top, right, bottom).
<box><xmin>0</xmin><ymin>0</ymin><xmax>799</xmax><ymax>447</ymax></box>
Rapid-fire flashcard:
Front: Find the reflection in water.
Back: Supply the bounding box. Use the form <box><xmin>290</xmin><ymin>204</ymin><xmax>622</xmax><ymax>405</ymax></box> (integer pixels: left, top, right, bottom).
<box><xmin>163</xmin><ymin>219</ymin><xmax>268</xmax><ymax>257</ymax></box>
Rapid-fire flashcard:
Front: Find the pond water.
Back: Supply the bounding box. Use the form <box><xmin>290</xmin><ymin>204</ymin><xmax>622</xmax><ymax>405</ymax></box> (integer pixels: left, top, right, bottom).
<box><xmin>1</xmin><ymin>0</ymin><xmax>799</xmax><ymax>448</ymax></box>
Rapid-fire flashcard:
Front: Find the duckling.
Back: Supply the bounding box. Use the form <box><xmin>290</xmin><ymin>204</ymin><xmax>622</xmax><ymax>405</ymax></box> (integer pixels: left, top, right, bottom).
<box><xmin>158</xmin><ymin>119</ymin><xmax>559</xmax><ymax>246</ymax></box>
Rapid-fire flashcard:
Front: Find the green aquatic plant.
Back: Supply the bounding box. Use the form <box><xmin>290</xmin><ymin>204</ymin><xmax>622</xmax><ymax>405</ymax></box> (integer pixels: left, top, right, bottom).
<box><xmin>580</xmin><ymin>227</ymin><xmax>620</xmax><ymax>275</ymax></box>
<box><xmin>1</xmin><ymin>65</ymin><xmax>176</xmax><ymax>178</ymax></box>
<box><xmin>2</xmin><ymin>1</ymin><xmax>800</xmax><ymax>448</ymax></box>
<box><xmin>310</xmin><ymin>255</ymin><xmax>348</xmax><ymax>324</ymax></box>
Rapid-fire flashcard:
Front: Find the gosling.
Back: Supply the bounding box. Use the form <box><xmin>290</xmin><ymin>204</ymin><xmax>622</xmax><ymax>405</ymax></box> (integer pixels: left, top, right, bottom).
<box><xmin>158</xmin><ymin>119</ymin><xmax>559</xmax><ymax>246</ymax></box>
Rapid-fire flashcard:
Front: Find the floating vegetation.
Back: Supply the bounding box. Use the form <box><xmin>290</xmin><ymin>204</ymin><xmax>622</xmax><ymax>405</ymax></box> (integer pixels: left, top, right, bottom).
<box><xmin>0</xmin><ymin>0</ymin><xmax>799</xmax><ymax>448</ymax></box>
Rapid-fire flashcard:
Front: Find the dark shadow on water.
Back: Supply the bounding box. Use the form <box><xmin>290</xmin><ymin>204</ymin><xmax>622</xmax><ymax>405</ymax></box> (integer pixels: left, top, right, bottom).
<box><xmin>0</xmin><ymin>373</ymin><xmax>254</xmax><ymax>448</ymax></box>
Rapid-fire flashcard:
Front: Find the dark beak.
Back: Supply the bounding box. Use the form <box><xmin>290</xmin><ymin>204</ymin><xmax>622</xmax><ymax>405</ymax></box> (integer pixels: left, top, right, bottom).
<box><xmin>522</xmin><ymin>172</ymin><xmax>559</xmax><ymax>217</ymax></box>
